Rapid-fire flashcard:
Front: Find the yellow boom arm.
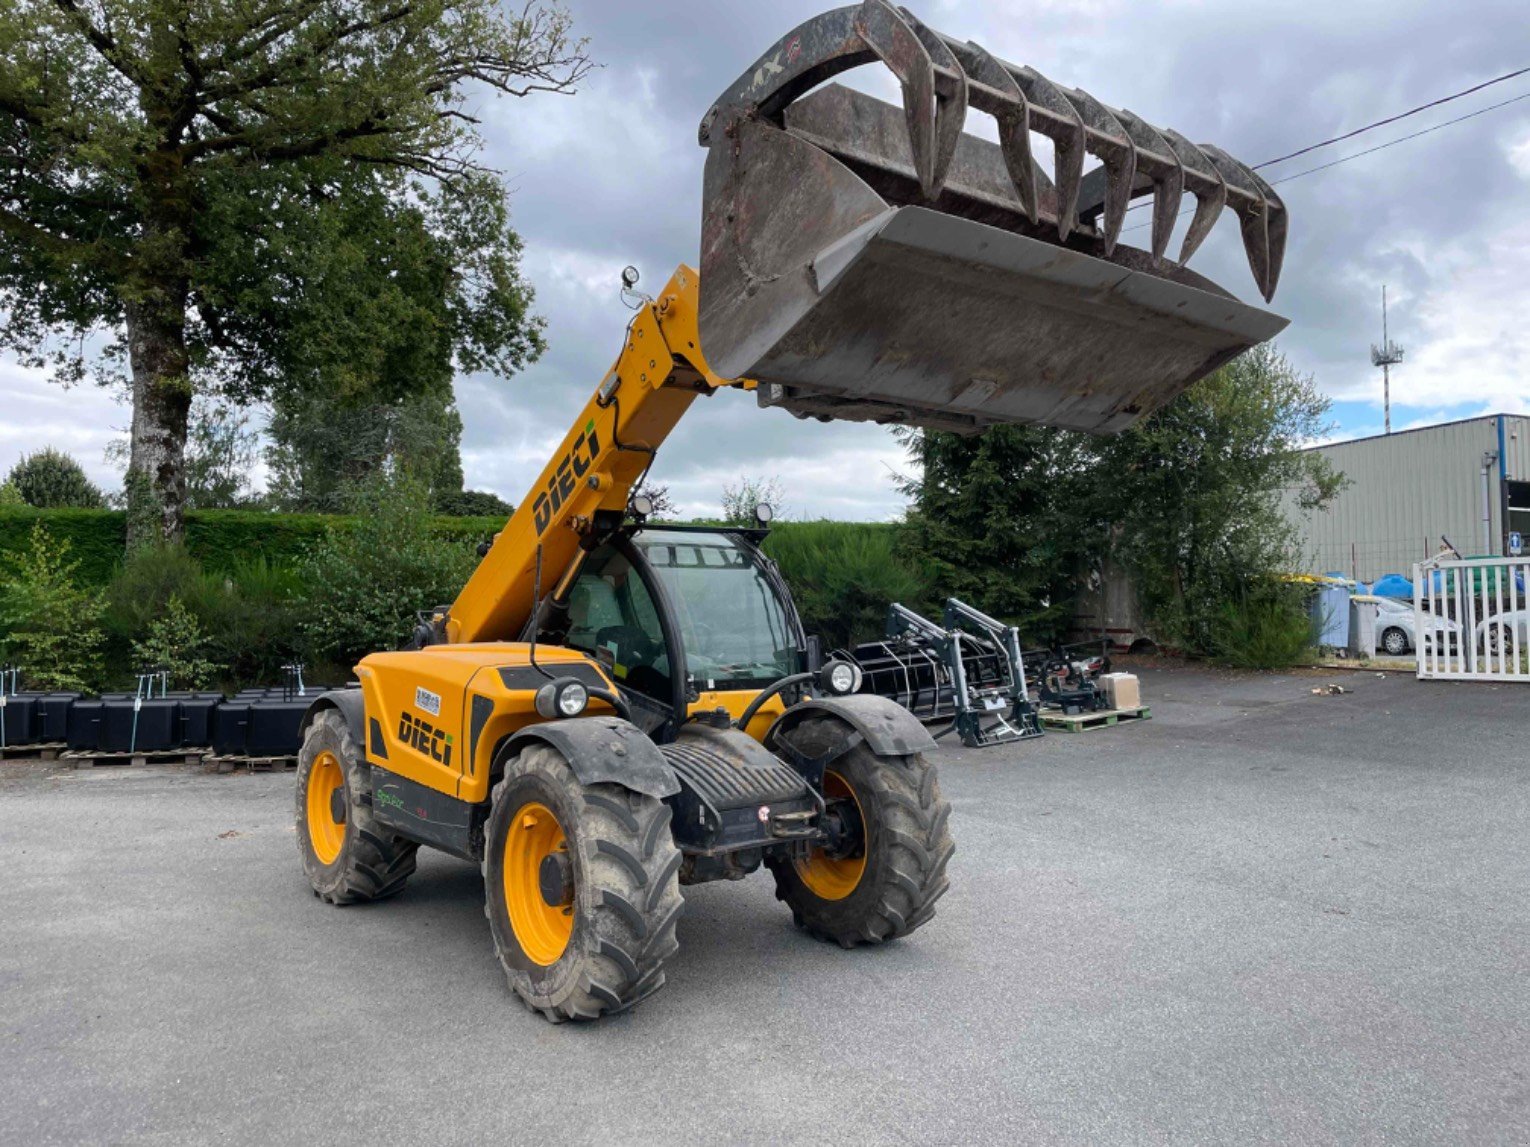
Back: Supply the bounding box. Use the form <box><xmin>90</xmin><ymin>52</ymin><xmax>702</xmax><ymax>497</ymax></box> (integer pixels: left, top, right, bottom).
<box><xmin>444</xmin><ymin>266</ymin><xmax>747</xmax><ymax>645</ymax></box>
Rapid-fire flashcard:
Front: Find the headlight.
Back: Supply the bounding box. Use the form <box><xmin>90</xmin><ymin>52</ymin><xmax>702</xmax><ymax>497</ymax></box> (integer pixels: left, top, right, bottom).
<box><xmin>820</xmin><ymin>659</ymin><xmax>862</xmax><ymax>696</ymax></box>
<box><xmin>558</xmin><ymin>681</ymin><xmax>589</xmax><ymax>717</ymax></box>
<box><xmin>535</xmin><ymin>677</ymin><xmax>590</xmax><ymax>720</ymax></box>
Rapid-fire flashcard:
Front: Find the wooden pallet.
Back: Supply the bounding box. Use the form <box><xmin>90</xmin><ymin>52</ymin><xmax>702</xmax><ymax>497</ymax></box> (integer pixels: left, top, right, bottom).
<box><xmin>206</xmin><ymin>754</ymin><xmax>297</xmax><ymax>773</ymax></box>
<box><xmin>1040</xmin><ymin>705</ymin><xmax>1152</xmax><ymax>733</ymax></box>
<box><xmin>62</xmin><ymin>748</ymin><xmax>207</xmax><ymax>769</ymax></box>
<box><xmin>0</xmin><ymin>742</ymin><xmax>66</xmax><ymax>761</ymax></box>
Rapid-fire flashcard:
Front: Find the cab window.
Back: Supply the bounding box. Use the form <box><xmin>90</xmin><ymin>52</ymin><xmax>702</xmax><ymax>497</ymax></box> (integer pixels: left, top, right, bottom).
<box><xmin>561</xmin><ymin>546</ymin><xmax>672</xmax><ymax>701</ymax></box>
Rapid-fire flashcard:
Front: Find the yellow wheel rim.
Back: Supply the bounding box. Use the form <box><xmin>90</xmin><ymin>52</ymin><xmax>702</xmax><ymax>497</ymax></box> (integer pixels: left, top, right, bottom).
<box><xmin>504</xmin><ymin>801</ymin><xmax>574</xmax><ymax>966</ymax></box>
<box><xmin>306</xmin><ymin>750</ymin><xmax>346</xmax><ymax>866</ymax></box>
<box><xmin>796</xmin><ymin>770</ymin><xmax>867</xmax><ymax>901</ymax></box>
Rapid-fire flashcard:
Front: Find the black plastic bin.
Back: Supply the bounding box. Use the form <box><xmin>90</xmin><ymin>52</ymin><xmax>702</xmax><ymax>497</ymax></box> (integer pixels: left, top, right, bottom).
<box><xmin>245</xmin><ymin>698</ymin><xmax>310</xmax><ymax>757</ymax></box>
<box><xmin>1</xmin><ymin>694</ymin><xmax>40</xmax><ymax>747</ymax></box>
<box><xmin>39</xmin><ymin>693</ymin><xmax>80</xmax><ymax>743</ymax></box>
<box><xmin>97</xmin><ymin>698</ymin><xmax>181</xmax><ymax>753</ymax></box>
<box><xmin>66</xmin><ymin>700</ymin><xmax>105</xmax><ymax>750</ymax></box>
<box><xmin>175</xmin><ymin>693</ymin><xmax>221</xmax><ymax>747</ymax></box>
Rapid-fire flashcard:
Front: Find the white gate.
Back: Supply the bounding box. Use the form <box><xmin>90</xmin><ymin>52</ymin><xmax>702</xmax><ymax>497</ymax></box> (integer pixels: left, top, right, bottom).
<box><xmin>1413</xmin><ymin>555</ymin><xmax>1530</xmax><ymax>681</ymax></box>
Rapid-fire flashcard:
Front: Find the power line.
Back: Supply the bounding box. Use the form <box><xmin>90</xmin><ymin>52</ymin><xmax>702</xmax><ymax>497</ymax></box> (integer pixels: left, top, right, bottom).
<box><xmin>1121</xmin><ymin>88</ymin><xmax>1530</xmax><ymax>235</ymax></box>
<box><xmin>1266</xmin><ymin>89</ymin><xmax>1530</xmax><ymax>185</ymax></box>
<box><xmin>1254</xmin><ymin>65</ymin><xmax>1530</xmax><ymax>169</ymax></box>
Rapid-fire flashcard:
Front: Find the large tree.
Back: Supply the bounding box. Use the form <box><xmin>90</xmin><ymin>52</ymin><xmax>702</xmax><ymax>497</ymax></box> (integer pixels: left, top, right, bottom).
<box><xmin>897</xmin><ymin>344</ymin><xmax>1346</xmax><ymax>655</ymax></box>
<box><xmin>0</xmin><ymin>0</ymin><xmax>588</xmax><ymax>546</ymax></box>
<box><xmin>897</xmin><ymin>424</ymin><xmax>1091</xmax><ymax>640</ymax></box>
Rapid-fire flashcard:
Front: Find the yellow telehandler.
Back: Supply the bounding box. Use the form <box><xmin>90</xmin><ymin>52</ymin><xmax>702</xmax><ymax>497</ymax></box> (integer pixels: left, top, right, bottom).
<box><xmin>294</xmin><ymin>0</ymin><xmax>1290</xmax><ymax>1021</ymax></box>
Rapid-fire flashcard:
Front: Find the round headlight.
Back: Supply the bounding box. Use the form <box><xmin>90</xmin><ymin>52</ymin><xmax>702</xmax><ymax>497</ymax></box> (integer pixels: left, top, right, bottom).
<box><xmin>557</xmin><ymin>680</ymin><xmax>589</xmax><ymax>717</ymax></box>
<box><xmin>821</xmin><ymin>659</ymin><xmax>861</xmax><ymax>696</ymax></box>
<box><xmin>629</xmin><ymin>493</ymin><xmax>654</xmax><ymax>518</ymax></box>
<box><xmin>754</xmin><ymin>502</ymin><xmax>774</xmax><ymax>524</ymax></box>
<box><xmin>535</xmin><ymin>677</ymin><xmax>590</xmax><ymax>720</ymax></box>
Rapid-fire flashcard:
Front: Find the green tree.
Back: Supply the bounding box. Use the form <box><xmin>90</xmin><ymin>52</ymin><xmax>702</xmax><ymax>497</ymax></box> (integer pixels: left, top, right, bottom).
<box><xmin>0</xmin><ymin>1</ymin><xmax>589</xmax><ymax>547</ymax></box>
<box><xmin>108</xmin><ymin>396</ymin><xmax>260</xmax><ymax>508</ymax></box>
<box><xmin>131</xmin><ymin>593</ymin><xmax>216</xmax><ymax>688</ymax></box>
<box><xmin>721</xmin><ymin>476</ymin><xmax>785</xmax><ymax>526</ymax></box>
<box><xmin>297</xmin><ymin>470</ymin><xmax>478</xmax><ymax>667</ymax></box>
<box><xmin>434</xmin><ymin>487</ymin><xmax>513</xmax><ymax>518</ymax></box>
<box><xmin>6</xmin><ymin>448</ymin><xmax>105</xmax><ymax>509</ymax></box>
<box><xmin>0</xmin><ymin>482</ymin><xmax>21</xmax><ymax>506</ymax></box>
<box><xmin>0</xmin><ymin>522</ymin><xmax>107</xmax><ymax>691</ymax></box>
<box><xmin>1092</xmin><ymin>344</ymin><xmax>1345</xmax><ymax>657</ymax></box>
<box><xmin>266</xmin><ymin>390</ymin><xmax>465</xmax><ymax>512</ymax></box>
<box><xmin>897</xmin><ymin>424</ymin><xmax>1091</xmax><ymax>639</ymax></box>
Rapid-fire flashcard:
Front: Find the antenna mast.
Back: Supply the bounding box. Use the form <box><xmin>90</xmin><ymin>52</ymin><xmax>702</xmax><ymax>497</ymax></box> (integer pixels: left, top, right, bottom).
<box><xmin>1369</xmin><ymin>285</ymin><xmax>1405</xmax><ymax>435</ymax></box>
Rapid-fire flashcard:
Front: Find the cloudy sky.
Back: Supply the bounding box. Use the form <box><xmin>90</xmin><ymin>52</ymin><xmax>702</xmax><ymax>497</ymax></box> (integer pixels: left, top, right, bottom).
<box><xmin>4</xmin><ymin>0</ymin><xmax>1528</xmax><ymax>519</ymax></box>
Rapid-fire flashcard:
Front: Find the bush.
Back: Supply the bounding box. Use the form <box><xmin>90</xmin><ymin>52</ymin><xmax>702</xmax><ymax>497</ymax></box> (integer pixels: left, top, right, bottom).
<box><xmin>1206</xmin><ymin>580</ymin><xmax>1316</xmax><ymax>670</ymax></box>
<box><xmin>131</xmin><ymin>595</ymin><xmax>217</xmax><ymax>689</ymax></box>
<box><xmin>206</xmin><ymin>557</ymin><xmax>305</xmax><ymax>685</ymax></box>
<box><xmin>0</xmin><ymin>482</ymin><xmax>21</xmax><ymax>506</ymax></box>
<box><xmin>6</xmin><ymin>448</ymin><xmax>105</xmax><ymax>509</ymax></box>
<box><xmin>761</xmin><ymin>521</ymin><xmax>927</xmax><ymax>650</ymax></box>
<box><xmin>0</xmin><ymin>523</ymin><xmax>107</xmax><ymax>691</ymax></box>
<box><xmin>434</xmin><ymin>487</ymin><xmax>513</xmax><ymax>517</ymax></box>
<box><xmin>103</xmin><ymin>545</ymin><xmax>220</xmax><ymax>649</ymax></box>
<box><xmin>297</xmin><ymin>473</ymin><xmax>480</xmax><ymax>669</ymax></box>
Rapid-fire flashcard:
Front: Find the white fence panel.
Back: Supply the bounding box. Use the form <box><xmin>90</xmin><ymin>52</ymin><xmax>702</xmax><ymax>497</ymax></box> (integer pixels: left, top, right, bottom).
<box><xmin>1413</xmin><ymin>555</ymin><xmax>1530</xmax><ymax>682</ymax></box>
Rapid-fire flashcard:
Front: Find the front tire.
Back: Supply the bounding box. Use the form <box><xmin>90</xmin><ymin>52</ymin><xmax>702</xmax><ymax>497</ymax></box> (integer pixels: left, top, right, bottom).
<box><xmin>296</xmin><ymin>710</ymin><xmax>418</xmax><ymax>905</ymax></box>
<box><xmin>1380</xmin><ymin>626</ymin><xmax>1409</xmax><ymax>656</ymax></box>
<box><xmin>767</xmin><ymin>717</ymin><xmax>954</xmax><ymax>948</ymax></box>
<box><xmin>484</xmin><ymin>743</ymin><xmax>684</xmax><ymax>1022</ymax></box>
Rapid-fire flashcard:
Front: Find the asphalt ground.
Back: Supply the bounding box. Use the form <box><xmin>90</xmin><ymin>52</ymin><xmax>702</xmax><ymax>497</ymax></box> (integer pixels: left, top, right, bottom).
<box><xmin>1</xmin><ymin>664</ymin><xmax>1526</xmax><ymax>1145</ymax></box>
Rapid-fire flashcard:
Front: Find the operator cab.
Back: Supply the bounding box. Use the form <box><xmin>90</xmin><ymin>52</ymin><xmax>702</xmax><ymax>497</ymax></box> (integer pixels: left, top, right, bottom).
<box><xmin>538</xmin><ymin>526</ymin><xmax>809</xmax><ymax>741</ymax></box>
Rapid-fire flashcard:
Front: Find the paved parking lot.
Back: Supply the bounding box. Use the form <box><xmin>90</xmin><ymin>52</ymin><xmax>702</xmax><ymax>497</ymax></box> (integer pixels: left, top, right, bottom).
<box><xmin>2</xmin><ymin>664</ymin><xmax>1526</xmax><ymax>1144</ymax></box>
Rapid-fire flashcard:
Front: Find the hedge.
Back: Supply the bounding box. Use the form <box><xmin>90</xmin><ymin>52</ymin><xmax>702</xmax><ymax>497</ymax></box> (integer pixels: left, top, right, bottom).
<box><xmin>0</xmin><ymin>506</ymin><xmax>924</xmax><ymax>653</ymax></box>
<box><xmin>0</xmin><ymin>507</ymin><xmax>505</xmax><ymax>585</ymax></box>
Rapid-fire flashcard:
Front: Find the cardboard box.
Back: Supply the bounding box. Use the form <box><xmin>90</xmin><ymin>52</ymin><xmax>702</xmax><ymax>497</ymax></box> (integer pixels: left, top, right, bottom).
<box><xmin>1100</xmin><ymin>672</ymin><xmax>1140</xmax><ymax>710</ymax></box>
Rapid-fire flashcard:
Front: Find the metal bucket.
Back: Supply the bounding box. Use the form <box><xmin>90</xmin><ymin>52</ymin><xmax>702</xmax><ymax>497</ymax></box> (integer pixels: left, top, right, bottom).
<box><xmin>698</xmin><ymin>2</ymin><xmax>1289</xmax><ymax>435</ymax></box>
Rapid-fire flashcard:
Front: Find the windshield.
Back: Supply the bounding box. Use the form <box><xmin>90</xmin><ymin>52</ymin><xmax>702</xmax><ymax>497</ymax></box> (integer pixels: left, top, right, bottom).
<box><xmin>635</xmin><ymin>530</ymin><xmax>797</xmax><ymax>690</ymax></box>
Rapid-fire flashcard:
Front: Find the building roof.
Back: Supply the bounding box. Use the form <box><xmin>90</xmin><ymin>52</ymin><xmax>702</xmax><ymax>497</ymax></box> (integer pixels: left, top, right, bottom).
<box><xmin>1302</xmin><ymin>412</ymin><xmax>1527</xmax><ymax>453</ymax></box>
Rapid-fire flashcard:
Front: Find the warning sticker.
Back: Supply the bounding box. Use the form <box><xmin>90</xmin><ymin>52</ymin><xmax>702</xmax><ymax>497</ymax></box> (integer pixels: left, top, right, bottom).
<box><xmin>414</xmin><ymin>687</ymin><xmax>442</xmax><ymax>717</ymax></box>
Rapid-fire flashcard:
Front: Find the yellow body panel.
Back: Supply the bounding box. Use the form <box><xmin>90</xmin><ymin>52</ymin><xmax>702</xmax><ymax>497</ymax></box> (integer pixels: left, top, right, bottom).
<box><xmin>358</xmin><ymin>643</ymin><xmax>619</xmax><ymax>805</ymax></box>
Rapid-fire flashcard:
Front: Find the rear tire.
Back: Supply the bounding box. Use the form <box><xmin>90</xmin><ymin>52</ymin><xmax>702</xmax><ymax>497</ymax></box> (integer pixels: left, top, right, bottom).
<box><xmin>484</xmin><ymin>743</ymin><xmax>684</xmax><ymax>1022</ymax></box>
<box><xmin>767</xmin><ymin>717</ymin><xmax>954</xmax><ymax>948</ymax></box>
<box><xmin>296</xmin><ymin>709</ymin><xmax>418</xmax><ymax>905</ymax></box>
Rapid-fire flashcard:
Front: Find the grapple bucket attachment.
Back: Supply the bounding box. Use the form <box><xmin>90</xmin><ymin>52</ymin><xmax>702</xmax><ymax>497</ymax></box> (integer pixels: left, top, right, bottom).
<box><xmin>698</xmin><ymin>1</ymin><xmax>1290</xmax><ymax>434</ymax></box>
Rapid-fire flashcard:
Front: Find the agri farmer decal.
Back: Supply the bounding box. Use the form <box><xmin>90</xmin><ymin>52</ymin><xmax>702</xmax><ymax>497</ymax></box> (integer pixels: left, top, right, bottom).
<box><xmin>533</xmin><ymin>419</ymin><xmax>602</xmax><ymax>535</ymax></box>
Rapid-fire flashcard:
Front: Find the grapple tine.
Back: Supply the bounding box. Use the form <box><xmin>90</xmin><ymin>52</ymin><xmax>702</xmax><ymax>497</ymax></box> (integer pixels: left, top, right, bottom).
<box><xmin>1248</xmin><ymin>169</ymin><xmax>1288</xmax><ymax>299</ymax></box>
<box><xmin>854</xmin><ymin>0</ymin><xmax>966</xmax><ymax>199</ymax></box>
<box><xmin>947</xmin><ymin>39</ymin><xmax>1039</xmax><ymax>224</ymax></box>
<box><xmin>1115</xmin><ymin>109</ymin><xmax>1183</xmax><ymax>263</ymax></box>
<box><xmin>1159</xmin><ymin>128</ymin><xmax>1226</xmax><ymax>265</ymax></box>
<box><xmin>1058</xmin><ymin>85</ymin><xmax>1136</xmax><ymax>255</ymax></box>
<box><xmin>1012</xmin><ymin>66</ymin><xmax>1087</xmax><ymax>240</ymax></box>
<box><xmin>1200</xmin><ymin>144</ymin><xmax>1277</xmax><ymax>302</ymax></box>
<box><xmin>897</xmin><ymin>8</ymin><xmax>970</xmax><ymax>200</ymax></box>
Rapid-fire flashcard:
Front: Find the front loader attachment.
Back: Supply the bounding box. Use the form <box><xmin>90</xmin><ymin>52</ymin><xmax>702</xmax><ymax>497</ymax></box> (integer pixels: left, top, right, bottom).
<box><xmin>698</xmin><ymin>1</ymin><xmax>1290</xmax><ymax>434</ymax></box>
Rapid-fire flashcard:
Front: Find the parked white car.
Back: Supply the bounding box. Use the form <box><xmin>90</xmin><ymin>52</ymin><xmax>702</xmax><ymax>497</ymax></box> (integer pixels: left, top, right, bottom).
<box><xmin>1373</xmin><ymin>597</ymin><xmax>1462</xmax><ymax>656</ymax></box>
<box><xmin>1476</xmin><ymin>610</ymin><xmax>1530</xmax><ymax>656</ymax></box>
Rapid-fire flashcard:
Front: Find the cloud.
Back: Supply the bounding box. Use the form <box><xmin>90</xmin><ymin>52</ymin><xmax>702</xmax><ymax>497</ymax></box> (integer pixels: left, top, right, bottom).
<box><xmin>5</xmin><ymin>0</ymin><xmax>1529</xmax><ymax>508</ymax></box>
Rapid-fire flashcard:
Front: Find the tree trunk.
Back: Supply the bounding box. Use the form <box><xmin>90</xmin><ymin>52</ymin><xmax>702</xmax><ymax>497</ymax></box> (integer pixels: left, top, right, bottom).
<box><xmin>124</xmin><ymin>296</ymin><xmax>193</xmax><ymax>549</ymax></box>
